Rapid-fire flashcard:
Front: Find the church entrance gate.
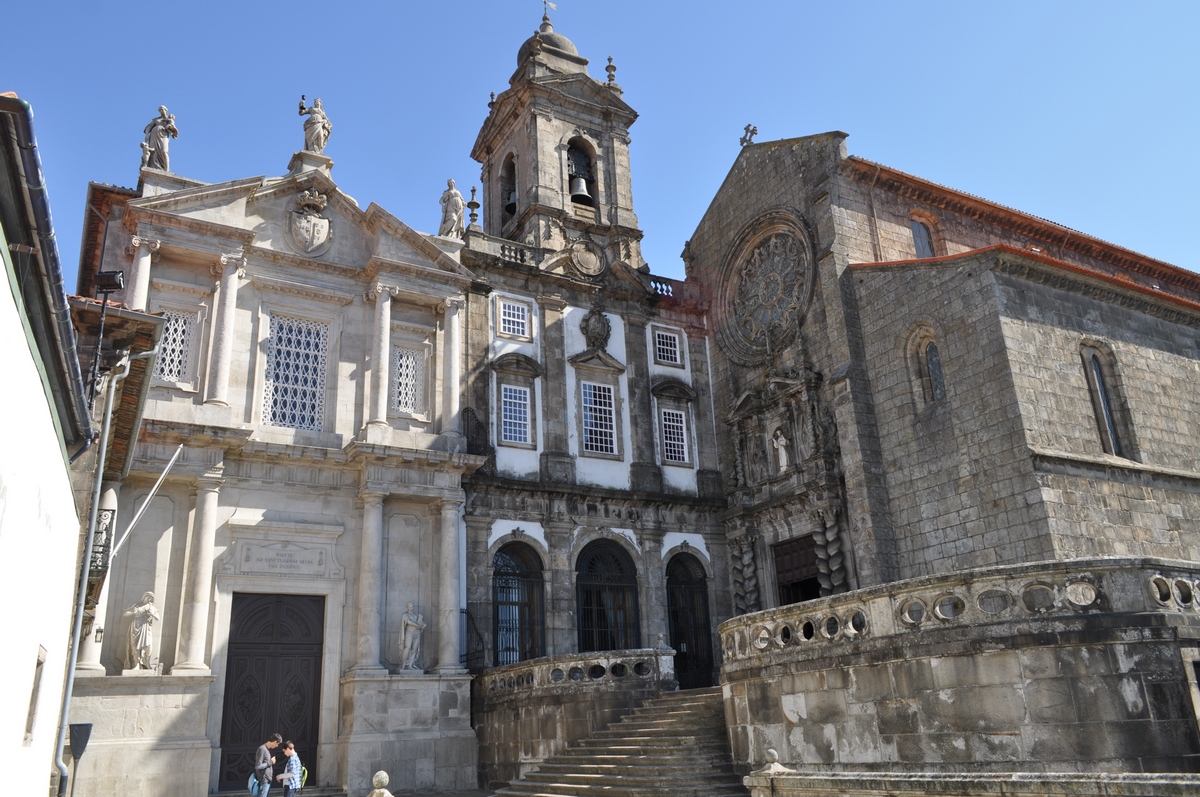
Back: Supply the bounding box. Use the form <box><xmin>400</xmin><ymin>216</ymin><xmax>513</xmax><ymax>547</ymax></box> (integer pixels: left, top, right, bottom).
<box><xmin>218</xmin><ymin>593</ymin><xmax>324</xmax><ymax>790</ymax></box>
<box><xmin>666</xmin><ymin>553</ymin><xmax>714</xmax><ymax>689</ymax></box>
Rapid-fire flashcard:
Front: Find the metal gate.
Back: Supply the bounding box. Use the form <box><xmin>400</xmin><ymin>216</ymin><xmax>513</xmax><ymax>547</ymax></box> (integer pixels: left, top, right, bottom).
<box><xmin>493</xmin><ymin>543</ymin><xmax>545</xmax><ymax>666</ymax></box>
<box><xmin>577</xmin><ymin>540</ymin><xmax>640</xmax><ymax>652</ymax></box>
<box><xmin>667</xmin><ymin>553</ymin><xmax>713</xmax><ymax>689</ymax></box>
<box><xmin>219</xmin><ymin>593</ymin><xmax>324</xmax><ymax>790</ymax></box>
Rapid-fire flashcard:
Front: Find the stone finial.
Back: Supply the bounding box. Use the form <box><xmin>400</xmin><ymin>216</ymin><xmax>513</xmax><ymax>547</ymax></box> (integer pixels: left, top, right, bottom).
<box><xmin>606</xmin><ymin>56</ymin><xmax>617</xmax><ymax>84</ymax></box>
<box><xmin>488</xmin><ymin>92</ymin><xmax>496</xmax><ymax>111</ymax></box>
<box><xmin>467</xmin><ymin>186</ymin><xmax>480</xmax><ymax>229</ymax></box>
<box><xmin>740</xmin><ymin>124</ymin><xmax>758</xmax><ymax>147</ymax></box>
<box><xmin>753</xmin><ymin>749</ymin><xmax>797</xmax><ymax>775</ymax></box>
<box><xmin>367</xmin><ymin>770</ymin><xmax>395</xmax><ymax>797</ymax></box>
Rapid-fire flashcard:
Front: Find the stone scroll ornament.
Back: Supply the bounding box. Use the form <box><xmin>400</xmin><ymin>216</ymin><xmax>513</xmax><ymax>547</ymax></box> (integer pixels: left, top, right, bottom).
<box><xmin>716</xmin><ymin>209</ymin><xmax>816</xmax><ymax>366</ymax></box>
<box><xmin>730</xmin><ymin>535</ymin><xmax>761</xmax><ymax>614</ymax></box>
<box><xmin>813</xmin><ymin>505</ymin><xmax>849</xmax><ymax>595</ymax></box>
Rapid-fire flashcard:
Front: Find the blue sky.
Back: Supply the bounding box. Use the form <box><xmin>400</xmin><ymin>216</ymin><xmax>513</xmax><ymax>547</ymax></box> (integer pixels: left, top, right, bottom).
<box><xmin>4</xmin><ymin>1</ymin><xmax>1197</xmax><ymax>288</ymax></box>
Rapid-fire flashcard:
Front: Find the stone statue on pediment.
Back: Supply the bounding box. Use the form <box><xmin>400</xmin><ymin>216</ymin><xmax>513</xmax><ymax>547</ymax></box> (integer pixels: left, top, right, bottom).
<box><xmin>438</xmin><ymin>179</ymin><xmax>465</xmax><ymax>238</ymax></box>
<box><xmin>298</xmin><ymin>96</ymin><xmax>332</xmax><ymax>154</ymax></box>
<box><xmin>399</xmin><ymin>602</ymin><xmax>426</xmax><ymax>670</ymax></box>
<box><xmin>140</xmin><ymin>106</ymin><xmax>178</xmax><ymax>171</ymax></box>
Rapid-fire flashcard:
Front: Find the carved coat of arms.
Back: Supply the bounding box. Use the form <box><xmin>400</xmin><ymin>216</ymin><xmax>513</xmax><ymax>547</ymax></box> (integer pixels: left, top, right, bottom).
<box><xmin>285</xmin><ymin>188</ymin><xmax>334</xmax><ymax>256</ymax></box>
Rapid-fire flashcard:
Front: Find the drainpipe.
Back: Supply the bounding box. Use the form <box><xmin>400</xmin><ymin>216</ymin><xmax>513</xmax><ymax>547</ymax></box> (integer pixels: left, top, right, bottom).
<box><xmin>54</xmin><ymin>344</ymin><xmax>157</xmax><ymax>797</ymax></box>
<box><xmin>0</xmin><ymin>96</ymin><xmax>93</xmax><ymax>448</ymax></box>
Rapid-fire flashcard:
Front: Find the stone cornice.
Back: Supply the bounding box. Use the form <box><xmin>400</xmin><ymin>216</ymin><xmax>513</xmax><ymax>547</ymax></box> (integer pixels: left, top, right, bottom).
<box><xmin>843</xmin><ymin>156</ymin><xmax>1200</xmax><ymax>297</ymax></box>
<box><xmin>130</xmin><ymin>210</ymin><xmax>257</xmax><ymax>247</ymax></box>
<box><xmin>127</xmin><ymin>175</ymin><xmax>263</xmax><ymax>215</ymax></box>
<box><xmin>250</xmin><ymin>273</ymin><xmax>356</xmax><ymax>306</ymax></box>
<box><xmin>366</xmin><ymin>255</ymin><xmax>473</xmax><ymax>293</ymax></box>
<box><xmin>245</xmin><ymin>245</ymin><xmax>362</xmax><ymax>279</ymax></box>
<box><xmin>363</xmin><ymin>203</ymin><xmax>476</xmax><ymax>280</ymax></box>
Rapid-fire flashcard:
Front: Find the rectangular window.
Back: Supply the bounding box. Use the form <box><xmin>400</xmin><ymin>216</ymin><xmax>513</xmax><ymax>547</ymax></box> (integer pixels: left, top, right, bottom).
<box><xmin>661</xmin><ymin>408</ymin><xmax>688</xmax><ymax>463</ymax></box>
<box><xmin>390</xmin><ymin>346</ymin><xmax>425</xmax><ymax>414</ymax></box>
<box><xmin>501</xmin><ymin>385</ymin><xmax>530</xmax><ymax>444</ymax></box>
<box><xmin>499</xmin><ymin>300</ymin><xmax>529</xmax><ymax>338</ymax></box>
<box><xmin>263</xmin><ymin>314</ymin><xmax>329</xmax><ymax>431</ymax></box>
<box><xmin>153</xmin><ymin>309</ymin><xmax>195</xmax><ymax>383</ymax></box>
<box><xmin>655</xmin><ymin>330</ymin><xmax>681</xmax><ymax>365</ymax></box>
<box><xmin>581</xmin><ymin>381</ymin><xmax>616</xmax><ymax>454</ymax></box>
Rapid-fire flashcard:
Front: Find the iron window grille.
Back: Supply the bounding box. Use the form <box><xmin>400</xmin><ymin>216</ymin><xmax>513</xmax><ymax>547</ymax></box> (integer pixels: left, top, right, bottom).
<box><xmin>263</xmin><ymin>314</ymin><xmax>329</xmax><ymax>431</ymax></box>
<box><xmin>390</xmin><ymin>345</ymin><xmax>425</xmax><ymax>414</ymax></box>
<box><xmin>576</xmin><ymin>540</ymin><xmax>640</xmax><ymax>652</ymax></box>
<box><xmin>492</xmin><ymin>543</ymin><xmax>545</xmax><ymax>666</ymax></box>
<box><xmin>153</xmin><ymin>308</ymin><xmax>195</xmax><ymax>383</ymax></box>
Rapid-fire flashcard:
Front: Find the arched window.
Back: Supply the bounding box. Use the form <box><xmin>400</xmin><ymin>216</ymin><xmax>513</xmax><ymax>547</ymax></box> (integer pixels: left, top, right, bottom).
<box><xmin>566</xmin><ymin>139</ymin><xmax>596</xmax><ymax>207</ymax></box>
<box><xmin>666</xmin><ymin>553</ymin><xmax>713</xmax><ymax>689</ymax></box>
<box><xmin>910</xmin><ymin>214</ymin><xmax>938</xmax><ymax>259</ymax></box>
<box><xmin>1081</xmin><ymin>344</ymin><xmax>1134</xmax><ymax>459</ymax></box>
<box><xmin>500</xmin><ymin>154</ymin><xmax>517</xmax><ymax>220</ymax></box>
<box><xmin>492</xmin><ymin>543</ymin><xmax>544</xmax><ymax>666</ymax></box>
<box><xmin>907</xmin><ymin>325</ymin><xmax>947</xmax><ymax>407</ymax></box>
<box><xmin>576</xmin><ymin>539</ymin><xmax>639</xmax><ymax>652</ymax></box>
<box><xmin>923</xmin><ymin>341</ymin><xmax>947</xmax><ymax>402</ymax></box>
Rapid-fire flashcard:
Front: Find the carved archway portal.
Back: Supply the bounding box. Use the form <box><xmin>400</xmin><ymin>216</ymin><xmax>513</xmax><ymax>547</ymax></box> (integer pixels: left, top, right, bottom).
<box><xmin>576</xmin><ymin>540</ymin><xmax>640</xmax><ymax>652</ymax></box>
<box><xmin>666</xmin><ymin>553</ymin><xmax>714</xmax><ymax>689</ymax></box>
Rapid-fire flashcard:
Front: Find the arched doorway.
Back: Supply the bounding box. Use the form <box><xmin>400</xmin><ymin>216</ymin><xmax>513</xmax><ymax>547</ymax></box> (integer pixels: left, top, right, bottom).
<box><xmin>492</xmin><ymin>542</ymin><xmax>545</xmax><ymax>666</ymax></box>
<box><xmin>666</xmin><ymin>553</ymin><xmax>713</xmax><ymax>689</ymax></box>
<box><xmin>576</xmin><ymin>539</ymin><xmax>640</xmax><ymax>652</ymax></box>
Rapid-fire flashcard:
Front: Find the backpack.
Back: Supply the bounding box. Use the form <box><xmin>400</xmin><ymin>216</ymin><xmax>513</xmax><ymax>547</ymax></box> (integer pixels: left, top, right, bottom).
<box><xmin>247</xmin><ymin>774</ymin><xmax>260</xmax><ymax>796</ymax></box>
<box><xmin>299</xmin><ymin>766</ymin><xmax>309</xmax><ymax>792</ymax></box>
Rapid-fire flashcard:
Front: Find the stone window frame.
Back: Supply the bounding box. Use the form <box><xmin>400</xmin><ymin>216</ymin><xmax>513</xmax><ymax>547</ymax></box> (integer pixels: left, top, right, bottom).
<box><xmin>906</xmin><ymin>323</ymin><xmax>948</xmax><ymax>408</ymax></box>
<box><xmin>651</xmin><ymin>324</ymin><xmax>686</xmax><ymax>369</ymax></box>
<box><xmin>250</xmin><ymin>297</ymin><xmax>343</xmax><ymax>435</ymax></box>
<box><xmin>491</xmin><ymin>352</ymin><xmax>543</xmax><ymax>451</ymax></box>
<box><xmin>651</xmin><ymin>378</ymin><xmax>698</xmax><ymax>469</ymax></box>
<box><xmin>576</xmin><ymin>371</ymin><xmax>623</xmax><ymax>461</ymax></box>
<box><xmin>388</xmin><ymin>327</ymin><xmax>434</xmax><ymax>423</ymax></box>
<box><xmin>909</xmin><ymin>209</ymin><xmax>943</xmax><ymax>259</ymax></box>
<box><xmin>566</xmin><ymin>136</ymin><xmax>599</xmax><ymax>209</ymax></box>
<box><xmin>1079</xmin><ymin>339</ymin><xmax>1138</xmax><ymax>461</ymax></box>
<box><xmin>148</xmin><ymin>279</ymin><xmax>211</xmax><ymax>393</ymax></box>
<box><xmin>494</xmin><ymin>294</ymin><xmax>534</xmax><ymax>343</ymax></box>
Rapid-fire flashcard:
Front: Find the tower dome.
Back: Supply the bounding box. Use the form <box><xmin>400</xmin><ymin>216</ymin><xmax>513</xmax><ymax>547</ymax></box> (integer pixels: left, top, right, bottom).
<box><xmin>517</xmin><ymin>14</ymin><xmax>579</xmax><ymax>65</ymax></box>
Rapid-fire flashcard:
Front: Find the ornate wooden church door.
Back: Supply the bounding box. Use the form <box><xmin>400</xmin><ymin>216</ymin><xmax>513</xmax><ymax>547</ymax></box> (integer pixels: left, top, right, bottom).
<box><xmin>219</xmin><ymin>593</ymin><xmax>324</xmax><ymax>790</ymax></box>
<box><xmin>666</xmin><ymin>554</ymin><xmax>713</xmax><ymax>689</ymax></box>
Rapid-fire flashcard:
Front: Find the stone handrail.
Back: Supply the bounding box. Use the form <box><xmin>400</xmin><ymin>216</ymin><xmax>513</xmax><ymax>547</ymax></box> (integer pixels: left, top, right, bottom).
<box><xmin>719</xmin><ymin>556</ymin><xmax>1200</xmax><ymax>668</ymax></box>
<box><xmin>476</xmin><ymin>647</ymin><xmax>675</xmax><ymax>699</ymax></box>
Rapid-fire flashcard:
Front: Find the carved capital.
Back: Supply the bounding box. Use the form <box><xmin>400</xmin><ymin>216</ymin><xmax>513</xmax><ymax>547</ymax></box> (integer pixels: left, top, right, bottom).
<box><xmin>131</xmin><ymin>236</ymin><xmax>161</xmax><ymax>252</ymax></box>
<box><xmin>216</xmin><ymin>253</ymin><xmax>246</xmax><ymax>279</ymax></box>
<box><xmin>359</xmin><ymin>491</ymin><xmax>386</xmax><ymax>507</ymax></box>
<box><xmin>366</xmin><ymin>281</ymin><xmax>399</xmax><ymax>301</ymax></box>
<box><xmin>442</xmin><ymin>296</ymin><xmax>466</xmax><ymax>313</ymax></box>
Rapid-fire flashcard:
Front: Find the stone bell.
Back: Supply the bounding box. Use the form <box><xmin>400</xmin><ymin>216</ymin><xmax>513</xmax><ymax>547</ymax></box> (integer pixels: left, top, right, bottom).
<box><xmin>569</xmin><ymin>175</ymin><xmax>591</xmax><ymax>203</ymax></box>
<box><xmin>504</xmin><ymin>191</ymin><xmax>517</xmax><ymax>215</ymax></box>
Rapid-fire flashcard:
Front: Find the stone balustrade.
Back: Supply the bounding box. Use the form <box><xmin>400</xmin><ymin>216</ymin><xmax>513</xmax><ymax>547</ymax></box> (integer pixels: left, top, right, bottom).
<box><xmin>473</xmin><ymin>648</ymin><xmax>676</xmax><ymax>789</ymax></box>
<box><xmin>719</xmin><ymin>556</ymin><xmax>1200</xmax><ymax>778</ymax></box>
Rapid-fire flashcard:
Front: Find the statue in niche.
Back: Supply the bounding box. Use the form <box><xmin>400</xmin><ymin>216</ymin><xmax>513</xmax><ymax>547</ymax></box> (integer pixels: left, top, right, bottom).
<box><xmin>771</xmin><ymin>428</ymin><xmax>791</xmax><ymax>471</ymax></box>
<box><xmin>123</xmin><ymin>591</ymin><xmax>161</xmax><ymax>670</ymax></box>
<box><xmin>399</xmin><ymin>602</ymin><xmax>426</xmax><ymax>670</ymax></box>
<box><xmin>747</xmin><ymin>435</ymin><xmax>768</xmax><ymax>484</ymax></box>
<box><xmin>438</xmin><ymin>179</ymin><xmax>465</xmax><ymax>238</ymax></box>
<box><xmin>298</xmin><ymin>96</ymin><xmax>333</xmax><ymax>154</ymax></box>
<box><xmin>140</xmin><ymin>106</ymin><xmax>178</xmax><ymax>171</ymax></box>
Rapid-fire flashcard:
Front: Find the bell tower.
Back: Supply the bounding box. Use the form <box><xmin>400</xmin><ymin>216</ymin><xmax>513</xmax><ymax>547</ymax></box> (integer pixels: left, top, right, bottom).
<box><xmin>471</xmin><ymin>13</ymin><xmax>644</xmax><ymax>272</ymax></box>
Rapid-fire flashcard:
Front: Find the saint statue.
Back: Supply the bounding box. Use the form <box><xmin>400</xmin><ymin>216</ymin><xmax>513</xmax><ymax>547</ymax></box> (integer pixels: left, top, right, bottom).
<box><xmin>438</xmin><ymin>179</ymin><xmax>465</xmax><ymax>238</ymax></box>
<box><xmin>298</xmin><ymin>96</ymin><xmax>333</xmax><ymax>154</ymax></box>
<box><xmin>140</xmin><ymin>106</ymin><xmax>178</xmax><ymax>172</ymax></box>
<box><xmin>399</xmin><ymin>602</ymin><xmax>426</xmax><ymax>670</ymax></box>
<box><xmin>771</xmin><ymin>428</ymin><xmax>791</xmax><ymax>471</ymax></box>
<box><xmin>123</xmin><ymin>591</ymin><xmax>161</xmax><ymax>670</ymax></box>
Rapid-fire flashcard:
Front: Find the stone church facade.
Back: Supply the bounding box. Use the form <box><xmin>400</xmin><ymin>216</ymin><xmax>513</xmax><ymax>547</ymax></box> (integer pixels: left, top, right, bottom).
<box><xmin>65</xmin><ymin>13</ymin><xmax>1200</xmax><ymax>797</ymax></box>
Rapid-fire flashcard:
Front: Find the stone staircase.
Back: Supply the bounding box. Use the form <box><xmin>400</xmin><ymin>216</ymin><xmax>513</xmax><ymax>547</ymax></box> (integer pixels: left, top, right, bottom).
<box><xmin>492</xmin><ymin>686</ymin><xmax>748</xmax><ymax>797</ymax></box>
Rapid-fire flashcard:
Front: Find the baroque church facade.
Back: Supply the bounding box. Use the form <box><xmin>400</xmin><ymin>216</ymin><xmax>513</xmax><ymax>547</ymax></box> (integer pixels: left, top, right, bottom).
<box><xmin>66</xmin><ymin>13</ymin><xmax>1200</xmax><ymax>797</ymax></box>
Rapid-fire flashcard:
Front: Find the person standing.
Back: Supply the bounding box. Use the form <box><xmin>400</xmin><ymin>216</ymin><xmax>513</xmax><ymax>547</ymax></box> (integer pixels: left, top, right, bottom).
<box><xmin>276</xmin><ymin>740</ymin><xmax>302</xmax><ymax>797</ymax></box>
<box><xmin>255</xmin><ymin>733</ymin><xmax>281</xmax><ymax>797</ymax></box>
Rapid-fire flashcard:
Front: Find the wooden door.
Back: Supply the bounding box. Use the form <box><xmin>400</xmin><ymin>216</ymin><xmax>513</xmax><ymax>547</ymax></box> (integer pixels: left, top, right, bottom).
<box><xmin>219</xmin><ymin>593</ymin><xmax>323</xmax><ymax>790</ymax></box>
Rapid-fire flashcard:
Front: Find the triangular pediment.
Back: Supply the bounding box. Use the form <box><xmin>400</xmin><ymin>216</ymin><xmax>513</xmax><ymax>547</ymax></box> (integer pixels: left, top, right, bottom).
<box><xmin>568</xmin><ymin>347</ymin><xmax>625</xmax><ymax>374</ymax></box>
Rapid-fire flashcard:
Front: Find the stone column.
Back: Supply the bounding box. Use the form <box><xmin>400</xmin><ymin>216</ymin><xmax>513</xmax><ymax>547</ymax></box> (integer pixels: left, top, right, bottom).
<box><xmin>367</xmin><ymin>283</ymin><xmax>393</xmax><ymax>427</ymax></box>
<box><xmin>625</xmin><ymin>316</ymin><xmax>663</xmax><ymax>493</ymax></box>
<box><xmin>204</xmin><ymin>254</ymin><xmax>245</xmax><ymax>406</ymax></box>
<box><xmin>538</xmin><ymin>296</ymin><xmax>574</xmax><ymax>483</ymax></box>
<box><xmin>126</xmin><ymin>236</ymin><xmax>160</xmax><ymax>311</ymax></box>
<box><xmin>435</xmin><ymin>499</ymin><xmax>465</xmax><ymax>671</ymax></box>
<box><xmin>172</xmin><ymin>473</ymin><xmax>223</xmax><ymax>673</ymax></box>
<box><xmin>77</xmin><ymin>483</ymin><xmax>120</xmax><ymax>673</ymax></box>
<box><xmin>442</xmin><ymin>298</ymin><xmax>464</xmax><ymax>436</ymax></box>
<box><xmin>352</xmin><ymin>492</ymin><xmax>387</xmax><ymax>672</ymax></box>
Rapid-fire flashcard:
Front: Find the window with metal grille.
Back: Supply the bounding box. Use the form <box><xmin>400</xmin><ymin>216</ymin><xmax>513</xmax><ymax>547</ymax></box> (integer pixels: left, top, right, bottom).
<box><xmin>661</xmin><ymin>408</ymin><xmax>688</xmax><ymax>463</ymax></box>
<box><xmin>499</xmin><ymin>300</ymin><xmax>529</xmax><ymax>338</ymax></box>
<box><xmin>263</xmin><ymin>314</ymin><xmax>328</xmax><ymax>431</ymax></box>
<box><xmin>911</xmin><ymin>220</ymin><xmax>936</xmax><ymax>259</ymax></box>
<box><xmin>581</xmin><ymin>381</ymin><xmax>616</xmax><ymax>454</ymax></box>
<box><xmin>655</xmin><ymin>330</ymin><xmax>681</xmax><ymax>365</ymax></box>
<box><xmin>576</xmin><ymin>540</ymin><xmax>640</xmax><ymax>652</ymax></box>
<box><xmin>501</xmin><ymin>385</ymin><xmax>530</xmax><ymax>444</ymax></box>
<box><xmin>153</xmin><ymin>309</ymin><xmax>195</xmax><ymax>383</ymax></box>
<box><xmin>390</xmin><ymin>346</ymin><xmax>425</xmax><ymax>414</ymax></box>
<box><xmin>493</xmin><ymin>543</ymin><xmax>545</xmax><ymax>666</ymax></box>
